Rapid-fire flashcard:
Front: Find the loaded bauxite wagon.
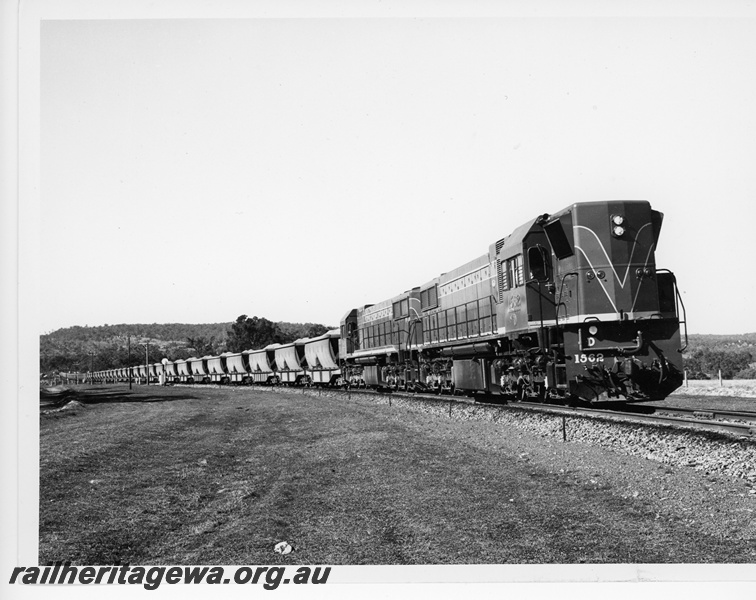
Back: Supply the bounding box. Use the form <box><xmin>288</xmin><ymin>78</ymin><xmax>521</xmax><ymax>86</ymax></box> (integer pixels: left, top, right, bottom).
<box><xmin>246</xmin><ymin>344</ymin><xmax>280</xmax><ymax>384</ymax></box>
<box><xmin>274</xmin><ymin>339</ymin><xmax>309</xmax><ymax>385</ymax></box>
<box><xmin>223</xmin><ymin>352</ymin><xmax>249</xmax><ymax>384</ymax></box>
<box><xmin>174</xmin><ymin>359</ymin><xmax>191</xmax><ymax>383</ymax></box>
<box><xmin>164</xmin><ymin>360</ymin><xmax>178</xmax><ymax>382</ymax></box>
<box><xmin>207</xmin><ymin>354</ymin><xmax>231</xmax><ymax>384</ymax></box>
<box><xmin>153</xmin><ymin>362</ymin><xmax>168</xmax><ymax>384</ymax></box>
<box><xmin>189</xmin><ymin>356</ymin><xmax>211</xmax><ymax>384</ymax></box>
<box><xmin>304</xmin><ymin>329</ymin><xmax>341</xmax><ymax>385</ymax></box>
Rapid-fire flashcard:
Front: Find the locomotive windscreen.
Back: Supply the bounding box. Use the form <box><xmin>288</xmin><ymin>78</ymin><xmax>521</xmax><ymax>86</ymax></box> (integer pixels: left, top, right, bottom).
<box><xmin>542</xmin><ymin>216</ymin><xmax>574</xmax><ymax>259</ymax></box>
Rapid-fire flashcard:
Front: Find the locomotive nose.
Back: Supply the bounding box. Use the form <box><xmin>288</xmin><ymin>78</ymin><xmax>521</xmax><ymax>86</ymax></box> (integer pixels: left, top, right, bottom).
<box><xmin>574</xmin><ymin>204</ymin><xmax>662</xmax><ymax>320</ymax></box>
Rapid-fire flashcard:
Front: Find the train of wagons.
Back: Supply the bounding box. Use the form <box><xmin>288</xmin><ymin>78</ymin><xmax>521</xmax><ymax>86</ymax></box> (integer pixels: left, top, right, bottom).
<box><xmin>91</xmin><ymin>200</ymin><xmax>688</xmax><ymax>403</ymax></box>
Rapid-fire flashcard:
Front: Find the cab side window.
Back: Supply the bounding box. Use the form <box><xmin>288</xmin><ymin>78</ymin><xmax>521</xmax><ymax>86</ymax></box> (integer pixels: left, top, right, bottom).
<box><xmin>506</xmin><ymin>255</ymin><xmax>523</xmax><ymax>289</ymax></box>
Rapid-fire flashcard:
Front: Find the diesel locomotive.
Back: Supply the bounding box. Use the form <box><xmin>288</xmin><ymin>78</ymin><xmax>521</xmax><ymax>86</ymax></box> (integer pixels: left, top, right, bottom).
<box><xmin>92</xmin><ymin>200</ymin><xmax>687</xmax><ymax>404</ymax></box>
<box><xmin>339</xmin><ymin>199</ymin><xmax>687</xmax><ymax>402</ymax></box>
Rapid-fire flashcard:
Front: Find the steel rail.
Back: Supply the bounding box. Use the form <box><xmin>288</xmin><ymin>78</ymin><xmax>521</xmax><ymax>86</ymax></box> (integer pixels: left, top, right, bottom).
<box><xmin>307</xmin><ymin>387</ymin><xmax>756</xmax><ymax>438</ymax></box>
<box><xmin>647</xmin><ymin>406</ymin><xmax>756</xmax><ymax>424</ymax></box>
<box><xmin>174</xmin><ymin>382</ymin><xmax>756</xmax><ymax>438</ymax></box>
<box><xmin>514</xmin><ymin>401</ymin><xmax>756</xmax><ymax>438</ymax></box>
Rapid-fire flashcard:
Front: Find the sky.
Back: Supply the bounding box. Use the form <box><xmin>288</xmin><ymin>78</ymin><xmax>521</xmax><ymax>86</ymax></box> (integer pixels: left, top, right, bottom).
<box><xmin>35</xmin><ymin>5</ymin><xmax>756</xmax><ymax>335</ymax></box>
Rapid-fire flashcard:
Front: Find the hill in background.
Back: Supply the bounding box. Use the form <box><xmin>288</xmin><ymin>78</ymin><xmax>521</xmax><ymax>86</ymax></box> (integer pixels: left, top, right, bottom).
<box><xmin>40</xmin><ymin>316</ymin><xmax>334</xmax><ymax>375</ymax></box>
<box><xmin>684</xmin><ymin>333</ymin><xmax>756</xmax><ymax>379</ymax></box>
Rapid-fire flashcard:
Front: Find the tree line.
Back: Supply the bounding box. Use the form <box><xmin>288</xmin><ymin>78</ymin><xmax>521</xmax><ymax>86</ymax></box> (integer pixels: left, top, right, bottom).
<box><xmin>40</xmin><ymin>316</ymin><xmax>333</xmax><ymax>375</ymax></box>
<box><xmin>41</xmin><ymin>322</ymin><xmax>756</xmax><ymax>380</ymax></box>
<box><xmin>683</xmin><ymin>346</ymin><xmax>755</xmax><ymax>379</ymax></box>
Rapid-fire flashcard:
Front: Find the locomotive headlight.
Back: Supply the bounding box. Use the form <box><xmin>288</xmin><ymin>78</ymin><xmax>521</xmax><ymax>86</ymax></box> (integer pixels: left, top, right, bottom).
<box><xmin>611</xmin><ymin>214</ymin><xmax>626</xmax><ymax>237</ymax></box>
<box><xmin>588</xmin><ymin>325</ymin><xmax>598</xmax><ymax>335</ymax></box>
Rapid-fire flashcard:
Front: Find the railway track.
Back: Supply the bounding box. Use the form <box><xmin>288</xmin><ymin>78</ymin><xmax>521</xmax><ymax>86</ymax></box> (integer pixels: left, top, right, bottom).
<box><xmin>172</xmin><ymin>381</ymin><xmax>756</xmax><ymax>439</ymax></box>
<box><xmin>512</xmin><ymin>401</ymin><xmax>756</xmax><ymax>439</ymax></box>
<box><xmin>637</xmin><ymin>405</ymin><xmax>756</xmax><ymax>424</ymax></box>
<box><xmin>314</xmin><ymin>386</ymin><xmax>756</xmax><ymax>439</ymax></box>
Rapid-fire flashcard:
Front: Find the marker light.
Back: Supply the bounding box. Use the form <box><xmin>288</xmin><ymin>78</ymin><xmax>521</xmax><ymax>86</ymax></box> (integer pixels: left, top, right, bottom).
<box><xmin>612</xmin><ymin>225</ymin><xmax>625</xmax><ymax>237</ymax></box>
<box><xmin>611</xmin><ymin>214</ymin><xmax>625</xmax><ymax>225</ymax></box>
<box><xmin>588</xmin><ymin>325</ymin><xmax>598</xmax><ymax>335</ymax></box>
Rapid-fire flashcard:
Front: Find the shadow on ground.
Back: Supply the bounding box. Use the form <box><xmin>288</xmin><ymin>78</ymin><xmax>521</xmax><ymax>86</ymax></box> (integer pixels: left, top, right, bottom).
<box><xmin>41</xmin><ymin>386</ymin><xmax>199</xmax><ymax>408</ymax></box>
<box><xmin>78</xmin><ymin>389</ymin><xmax>199</xmax><ymax>404</ymax></box>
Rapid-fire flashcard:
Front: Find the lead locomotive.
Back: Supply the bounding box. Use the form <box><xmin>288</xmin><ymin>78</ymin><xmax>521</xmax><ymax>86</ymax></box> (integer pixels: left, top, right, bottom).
<box><xmin>340</xmin><ymin>200</ymin><xmax>687</xmax><ymax>403</ymax></box>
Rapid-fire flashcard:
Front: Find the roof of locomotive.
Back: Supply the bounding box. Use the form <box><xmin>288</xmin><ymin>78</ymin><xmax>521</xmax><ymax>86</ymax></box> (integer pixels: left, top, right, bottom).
<box><xmin>546</xmin><ymin>199</ymin><xmax>652</xmax><ymax>220</ymax></box>
<box><xmin>491</xmin><ymin>215</ymin><xmax>542</xmax><ymax>259</ymax></box>
<box><xmin>340</xmin><ymin>305</ymin><xmax>371</xmax><ymax>323</ymax></box>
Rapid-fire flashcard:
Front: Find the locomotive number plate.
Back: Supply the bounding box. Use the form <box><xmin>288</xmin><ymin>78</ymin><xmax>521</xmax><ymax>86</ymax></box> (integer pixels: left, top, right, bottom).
<box><xmin>574</xmin><ymin>353</ymin><xmax>605</xmax><ymax>364</ymax></box>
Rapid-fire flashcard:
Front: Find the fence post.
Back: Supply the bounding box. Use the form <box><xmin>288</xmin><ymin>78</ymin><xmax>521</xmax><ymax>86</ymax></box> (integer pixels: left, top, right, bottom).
<box><xmin>718</xmin><ymin>369</ymin><xmax>722</xmax><ymax>387</ymax></box>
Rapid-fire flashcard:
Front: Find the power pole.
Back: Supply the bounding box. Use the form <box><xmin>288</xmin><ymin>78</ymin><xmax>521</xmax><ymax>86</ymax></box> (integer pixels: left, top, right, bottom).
<box><xmin>128</xmin><ymin>334</ymin><xmax>132</xmax><ymax>390</ymax></box>
<box><xmin>145</xmin><ymin>342</ymin><xmax>150</xmax><ymax>386</ymax></box>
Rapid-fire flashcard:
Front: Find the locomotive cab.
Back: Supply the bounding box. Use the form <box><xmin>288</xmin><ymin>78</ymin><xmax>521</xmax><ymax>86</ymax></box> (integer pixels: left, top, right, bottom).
<box><xmin>540</xmin><ymin>201</ymin><xmax>685</xmax><ymax>401</ymax></box>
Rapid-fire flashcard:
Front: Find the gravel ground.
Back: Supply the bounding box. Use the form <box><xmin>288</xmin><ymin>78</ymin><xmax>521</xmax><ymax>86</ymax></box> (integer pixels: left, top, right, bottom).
<box><xmin>288</xmin><ymin>387</ymin><xmax>756</xmax><ymax>548</ymax></box>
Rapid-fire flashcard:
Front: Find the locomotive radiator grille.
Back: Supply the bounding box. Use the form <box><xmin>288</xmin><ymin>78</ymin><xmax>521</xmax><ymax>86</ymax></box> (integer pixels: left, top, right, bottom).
<box><xmin>496</xmin><ymin>259</ymin><xmax>506</xmax><ymax>303</ymax></box>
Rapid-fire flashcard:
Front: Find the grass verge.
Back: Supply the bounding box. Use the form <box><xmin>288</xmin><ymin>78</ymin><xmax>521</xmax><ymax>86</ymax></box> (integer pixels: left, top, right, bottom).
<box><xmin>40</xmin><ymin>385</ymin><xmax>755</xmax><ymax>564</ymax></box>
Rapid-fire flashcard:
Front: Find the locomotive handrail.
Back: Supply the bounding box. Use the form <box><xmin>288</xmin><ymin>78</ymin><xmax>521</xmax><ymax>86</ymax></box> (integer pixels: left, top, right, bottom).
<box><xmin>578</xmin><ymin>327</ymin><xmax>644</xmax><ymax>355</ymax></box>
<box><xmin>525</xmin><ymin>278</ymin><xmax>547</xmax><ymax>352</ymax></box>
<box><xmin>554</xmin><ymin>272</ymin><xmax>579</xmax><ymax>344</ymax></box>
<box><xmin>656</xmin><ymin>268</ymin><xmax>688</xmax><ymax>352</ymax></box>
